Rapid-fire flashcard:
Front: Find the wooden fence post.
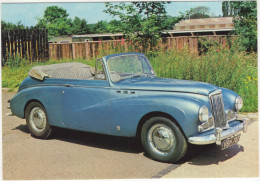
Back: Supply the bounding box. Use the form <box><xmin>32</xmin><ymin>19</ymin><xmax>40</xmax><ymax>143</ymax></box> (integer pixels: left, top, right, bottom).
<box><xmin>45</xmin><ymin>29</ymin><xmax>49</xmax><ymax>62</ymax></box>
<box><xmin>14</xmin><ymin>30</ymin><xmax>18</xmax><ymax>57</ymax></box>
<box><xmin>72</xmin><ymin>43</ymin><xmax>75</xmax><ymax>60</ymax></box>
<box><xmin>1</xmin><ymin>31</ymin><xmax>6</xmax><ymax>65</ymax></box>
<box><xmin>10</xmin><ymin>31</ymin><xmax>14</xmax><ymax>57</ymax></box>
<box><xmin>43</xmin><ymin>29</ymin><xmax>46</xmax><ymax>61</ymax></box>
<box><xmin>85</xmin><ymin>42</ymin><xmax>89</xmax><ymax>60</ymax></box>
<box><xmin>26</xmin><ymin>29</ymin><xmax>29</xmax><ymax>59</ymax></box>
<box><xmin>21</xmin><ymin>29</ymin><xmax>25</xmax><ymax>58</ymax></box>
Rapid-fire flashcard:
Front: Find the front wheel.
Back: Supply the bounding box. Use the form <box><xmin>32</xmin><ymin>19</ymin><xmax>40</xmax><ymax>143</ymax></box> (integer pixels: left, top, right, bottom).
<box><xmin>25</xmin><ymin>102</ymin><xmax>53</xmax><ymax>139</ymax></box>
<box><xmin>141</xmin><ymin>117</ymin><xmax>187</xmax><ymax>163</ymax></box>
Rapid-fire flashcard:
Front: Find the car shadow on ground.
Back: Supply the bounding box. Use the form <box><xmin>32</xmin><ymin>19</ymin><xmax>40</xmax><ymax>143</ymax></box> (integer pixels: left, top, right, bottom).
<box><xmin>12</xmin><ymin>124</ymin><xmax>30</xmax><ymax>134</ymax></box>
<box><xmin>13</xmin><ymin>124</ymin><xmax>143</xmax><ymax>154</ymax></box>
<box><xmin>179</xmin><ymin>143</ymin><xmax>244</xmax><ymax>165</ymax></box>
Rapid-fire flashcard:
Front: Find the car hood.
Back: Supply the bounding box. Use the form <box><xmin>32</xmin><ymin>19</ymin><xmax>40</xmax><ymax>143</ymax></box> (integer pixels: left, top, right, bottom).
<box><xmin>116</xmin><ymin>76</ymin><xmax>218</xmax><ymax>96</ymax></box>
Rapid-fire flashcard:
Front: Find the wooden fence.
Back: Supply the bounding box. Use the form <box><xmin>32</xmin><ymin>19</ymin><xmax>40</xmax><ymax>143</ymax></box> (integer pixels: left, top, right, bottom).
<box><xmin>1</xmin><ymin>29</ymin><xmax>49</xmax><ymax>65</ymax></box>
<box><xmin>49</xmin><ymin>35</ymin><xmax>235</xmax><ymax>60</ymax></box>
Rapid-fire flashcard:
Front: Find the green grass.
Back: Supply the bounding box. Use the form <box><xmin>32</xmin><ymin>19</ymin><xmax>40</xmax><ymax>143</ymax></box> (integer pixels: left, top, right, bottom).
<box><xmin>2</xmin><ymin>46</ymin><xmax>257</xmax><ymax>112</ymax></box>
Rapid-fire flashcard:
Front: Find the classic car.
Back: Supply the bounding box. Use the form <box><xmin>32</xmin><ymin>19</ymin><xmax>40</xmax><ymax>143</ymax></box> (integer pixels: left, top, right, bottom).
<box><xmin>9</xmin><ymin>52</ymin><xmax>248</xmax><ymax>163</ymax></box>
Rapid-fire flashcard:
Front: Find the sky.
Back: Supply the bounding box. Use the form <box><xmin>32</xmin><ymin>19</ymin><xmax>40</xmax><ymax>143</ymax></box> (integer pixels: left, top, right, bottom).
<box><xmin>1</xmin><ymin>1</ymin><xmax>223</xmax><ymax>26</ymax></box>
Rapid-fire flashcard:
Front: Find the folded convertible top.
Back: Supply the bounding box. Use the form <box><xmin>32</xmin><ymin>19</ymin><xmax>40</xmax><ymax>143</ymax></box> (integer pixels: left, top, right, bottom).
<box><xmin>28</xmin><ymin>62</ymin><xmax>95</xmax><ymax>80</ymax></box>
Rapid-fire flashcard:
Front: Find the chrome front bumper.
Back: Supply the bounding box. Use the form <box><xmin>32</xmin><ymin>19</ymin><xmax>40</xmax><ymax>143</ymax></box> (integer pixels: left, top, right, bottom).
<box><xmin>188</xmin><ymin>118</ymin><xmax>249</xmax><ymax>145</ymax></box>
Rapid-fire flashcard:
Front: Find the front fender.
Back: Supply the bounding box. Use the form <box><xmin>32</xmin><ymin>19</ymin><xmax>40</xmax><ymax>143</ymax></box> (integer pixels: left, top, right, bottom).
<box><xmin>109</xmin><ymin>94</ymin><xmax>203</xmax><ymax>137</ymax></box>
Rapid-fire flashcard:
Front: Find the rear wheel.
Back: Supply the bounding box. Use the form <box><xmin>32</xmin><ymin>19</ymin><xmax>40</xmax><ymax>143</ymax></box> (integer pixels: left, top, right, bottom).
<box><xmin>25</xmin><ymin>102</ymin><xmax>53</xmax><ymax>139</ymax></box>
<box><xmin>141</xmin><ymin>117</ymin><xmax>187</xmax><ymax>163</ymax></box>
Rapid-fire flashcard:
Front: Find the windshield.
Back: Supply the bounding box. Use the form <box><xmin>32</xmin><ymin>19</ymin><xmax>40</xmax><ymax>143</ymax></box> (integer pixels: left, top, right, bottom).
<box><xmin>107</xmin><ymin>54</ymin><xmax>155</xmax><ymax>82</ymax></box>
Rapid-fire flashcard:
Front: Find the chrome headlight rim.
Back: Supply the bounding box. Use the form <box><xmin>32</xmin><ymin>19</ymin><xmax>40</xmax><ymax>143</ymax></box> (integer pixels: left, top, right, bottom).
<box><xmin>199</xmin><ymin>105</ymin><xmax>209</xmax><ymax>123</ymax></box>
<box><xmin>235</xmin><ymin>96</ymin><xmax>243</xmax><ymax>111</ymax></box>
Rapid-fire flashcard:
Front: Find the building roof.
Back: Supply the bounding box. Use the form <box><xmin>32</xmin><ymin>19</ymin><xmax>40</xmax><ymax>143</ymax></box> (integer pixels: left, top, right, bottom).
<box><xmin>48</xmin><ymin>36</ymin><xmax>72</xmax><ymax>43</ymax></box>
<box><xmin>170</xmin><ymin>17</ymin><xmax>234</xmax><ymax>36</ymax></box>
<box><xmin>72</xmin><ymin>33</ymin><xmax>124</xmax><ymax>38</ymax></box>
<box><xmin>175</xmin><ymin>17</ymin><xmax>233</xmax><ymax>27</ymax></box>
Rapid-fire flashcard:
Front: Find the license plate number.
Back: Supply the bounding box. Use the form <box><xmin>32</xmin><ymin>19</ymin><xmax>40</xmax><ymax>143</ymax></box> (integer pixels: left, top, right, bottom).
<box><xmin>221</xmin><ymin>134</ymin><xmax>241</xmax><ymax>150</ymax></box>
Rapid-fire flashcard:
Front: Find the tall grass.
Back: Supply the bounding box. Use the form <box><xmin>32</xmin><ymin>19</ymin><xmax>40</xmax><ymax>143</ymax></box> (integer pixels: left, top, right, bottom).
<box><xmin>2</xmin><ymin>44</ymin><xmax>257</xmax><ymax>112</ymax></box>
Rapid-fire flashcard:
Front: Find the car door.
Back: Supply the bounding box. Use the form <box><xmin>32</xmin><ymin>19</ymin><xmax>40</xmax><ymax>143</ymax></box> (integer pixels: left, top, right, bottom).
<box><xmin>61</xmin><ymin>79</ymin><xmax>112</xmax><ymax>134</ymax></box>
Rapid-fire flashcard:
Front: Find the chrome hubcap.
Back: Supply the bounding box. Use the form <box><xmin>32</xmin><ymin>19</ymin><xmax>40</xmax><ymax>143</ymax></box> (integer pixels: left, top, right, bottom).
<box><xmin>29</xmin><ymin>107</ymin><xmax>46</xmax><ymax>132</ymax></box>
<box><xmin>148</xmin><ymin>124</ymin><xmax>176</xmax><ymax>156</ymax></box>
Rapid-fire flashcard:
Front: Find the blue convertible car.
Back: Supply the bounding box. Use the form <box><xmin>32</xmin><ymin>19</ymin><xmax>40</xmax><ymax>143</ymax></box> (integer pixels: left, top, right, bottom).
<box><xmin>9</xmin><ymin>52</ymin><xmax>248</xmax><ymax>163</ymax></box>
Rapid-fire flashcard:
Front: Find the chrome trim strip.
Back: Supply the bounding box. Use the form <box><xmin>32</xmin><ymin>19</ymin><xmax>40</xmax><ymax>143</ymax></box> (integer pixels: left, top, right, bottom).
<box><xmin>19</xmin><ymin>84</ymin><xmax>209</xmax><ymax>96</ymax></box>
<box><xmin>227</xmin><ymin>117</ymin><xmax>236</xmax><ymax>123</ymax></box>
<box><xmin>188</xmin><ymin>118</ymin><xmax>248</xmax><ymax>145</ymax></box>
<box><xmin>19</xmin><ymin>84</ymin><xmax>112</xmax><ymax>91</ymax></box>
<box><xmin>208</xmin><ymin>89</ymin><xmax>222</xmax><ymax>97</ymax></box>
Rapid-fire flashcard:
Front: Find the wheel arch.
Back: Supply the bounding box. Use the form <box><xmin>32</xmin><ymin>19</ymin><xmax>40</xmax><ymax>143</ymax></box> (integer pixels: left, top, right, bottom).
<box><xmin>136</xmin><ymin>111</ymin><xmax>187</xmax><ymax>140</ymax></box>
<box><xmin>24</xmin><ymin>99</ymin><xmax>45</xmax><ymax>117</ymax></box>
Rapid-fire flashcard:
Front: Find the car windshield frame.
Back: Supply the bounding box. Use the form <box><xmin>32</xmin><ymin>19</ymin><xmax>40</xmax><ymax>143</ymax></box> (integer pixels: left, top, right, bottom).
<box><xmin>106</xmin><ymin>54</ymin><xmax>156</xmax><ymax>82</ymax></box>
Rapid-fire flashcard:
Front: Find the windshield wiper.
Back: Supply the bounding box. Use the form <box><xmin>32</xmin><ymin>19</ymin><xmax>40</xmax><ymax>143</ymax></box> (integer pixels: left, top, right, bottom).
<box><xmin>131</xmin><ymin>74</ymin><xmax>156</xmax><ymax>79</ymax></box>
<box><xmin>131</xmin><ymin>74</ymin><xmax>143</xmax><ymax>78</ymax></box>
<box><xmin>120</xmin><ymin>73</ymin><xmax>153</xmax><ymax>81</ymax></box>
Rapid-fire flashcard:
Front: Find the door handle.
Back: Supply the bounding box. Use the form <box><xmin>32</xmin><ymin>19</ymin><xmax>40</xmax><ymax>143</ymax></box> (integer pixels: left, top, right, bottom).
<box><xmin>65</xmin><ymin>84</ymin><xmax>74</xmax><ymax>87</ymax></box>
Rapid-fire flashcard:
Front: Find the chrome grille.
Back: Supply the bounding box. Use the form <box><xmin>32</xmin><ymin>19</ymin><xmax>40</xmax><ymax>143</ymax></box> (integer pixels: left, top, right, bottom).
<box><xmin>209</xmin><ymin>90</ymin><xmax>226</xmax><ymax>128</ymax></box>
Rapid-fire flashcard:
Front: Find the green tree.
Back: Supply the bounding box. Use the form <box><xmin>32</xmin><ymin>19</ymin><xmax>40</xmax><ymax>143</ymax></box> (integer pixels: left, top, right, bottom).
<box><xmin>71</xmin><ymin>16</ymin><xmax>81</xmax><ymax>34</ymax></box>
<box><xmin>71</xmin><ymin>17</ymin><xmax>90</xmax><ymax>35</ymax></box>
<box><xmin>163</xmin><ymin>15</ymin><xmax>183</xmax><ymax>30</ymax></box>
<box><xmin>107</xmin><ymin>20</ymin><xmax>123</xmax><ymax>33</ymax></box>
<box><xmin>231</xmin><ymin>1</ymin><xmax>257</xmax><ymax>52</ymax></box>
<box><xmin>183</xmin><ymin>6</ymin><xmax>210</xmax><ymax>19</ymax></box>
<box><xmin>222</xmin><ymin>1</ymin><xmax>240</xmax><ymax>17</ymax></box>
<box><xmin>104</xmin><ymin>2</ymin><xmax>170</xmax><ymax>52</ymax></box>
<box><xmin>36</xmin><ymin>6</ymin><xmax>72</xmax><ymax>37</ymax></box>
<box><xmin>80</xmin><ymin>19</ymin><xmax>91</xmax><ymax>34</ymax></box>
<box><xmin>92</xmin><ymin>20</ymin><xmax>109</xmax><ymax>33</ymax></box>
<box><xmin>1</xmin><ymin>20</ymin><xmax>26</xmax><ymax>30</ymax></box>
<box><xmin>2</xmin><ymin>20</ymin><xmax>15</xmax><ymax>30</ymax></box>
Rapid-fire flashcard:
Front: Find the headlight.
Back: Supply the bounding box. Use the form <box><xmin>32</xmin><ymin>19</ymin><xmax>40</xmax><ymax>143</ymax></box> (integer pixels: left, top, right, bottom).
<box><xmin>235</xmin><ymin>96</ymin><xmax>243</xmax><ymax>111</ymax></box>
<box><xmin>199</xmin><ymin>106</ymin><xmax>209</xmax><ymax>123</ymax></box>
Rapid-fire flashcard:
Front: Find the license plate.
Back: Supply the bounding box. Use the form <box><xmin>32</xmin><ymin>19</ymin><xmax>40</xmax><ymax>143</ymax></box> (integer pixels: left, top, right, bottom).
<box><xmin>221</xmin><ymin>134</ymin><xmax>241</xmax><ymax>150</ymax></box>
